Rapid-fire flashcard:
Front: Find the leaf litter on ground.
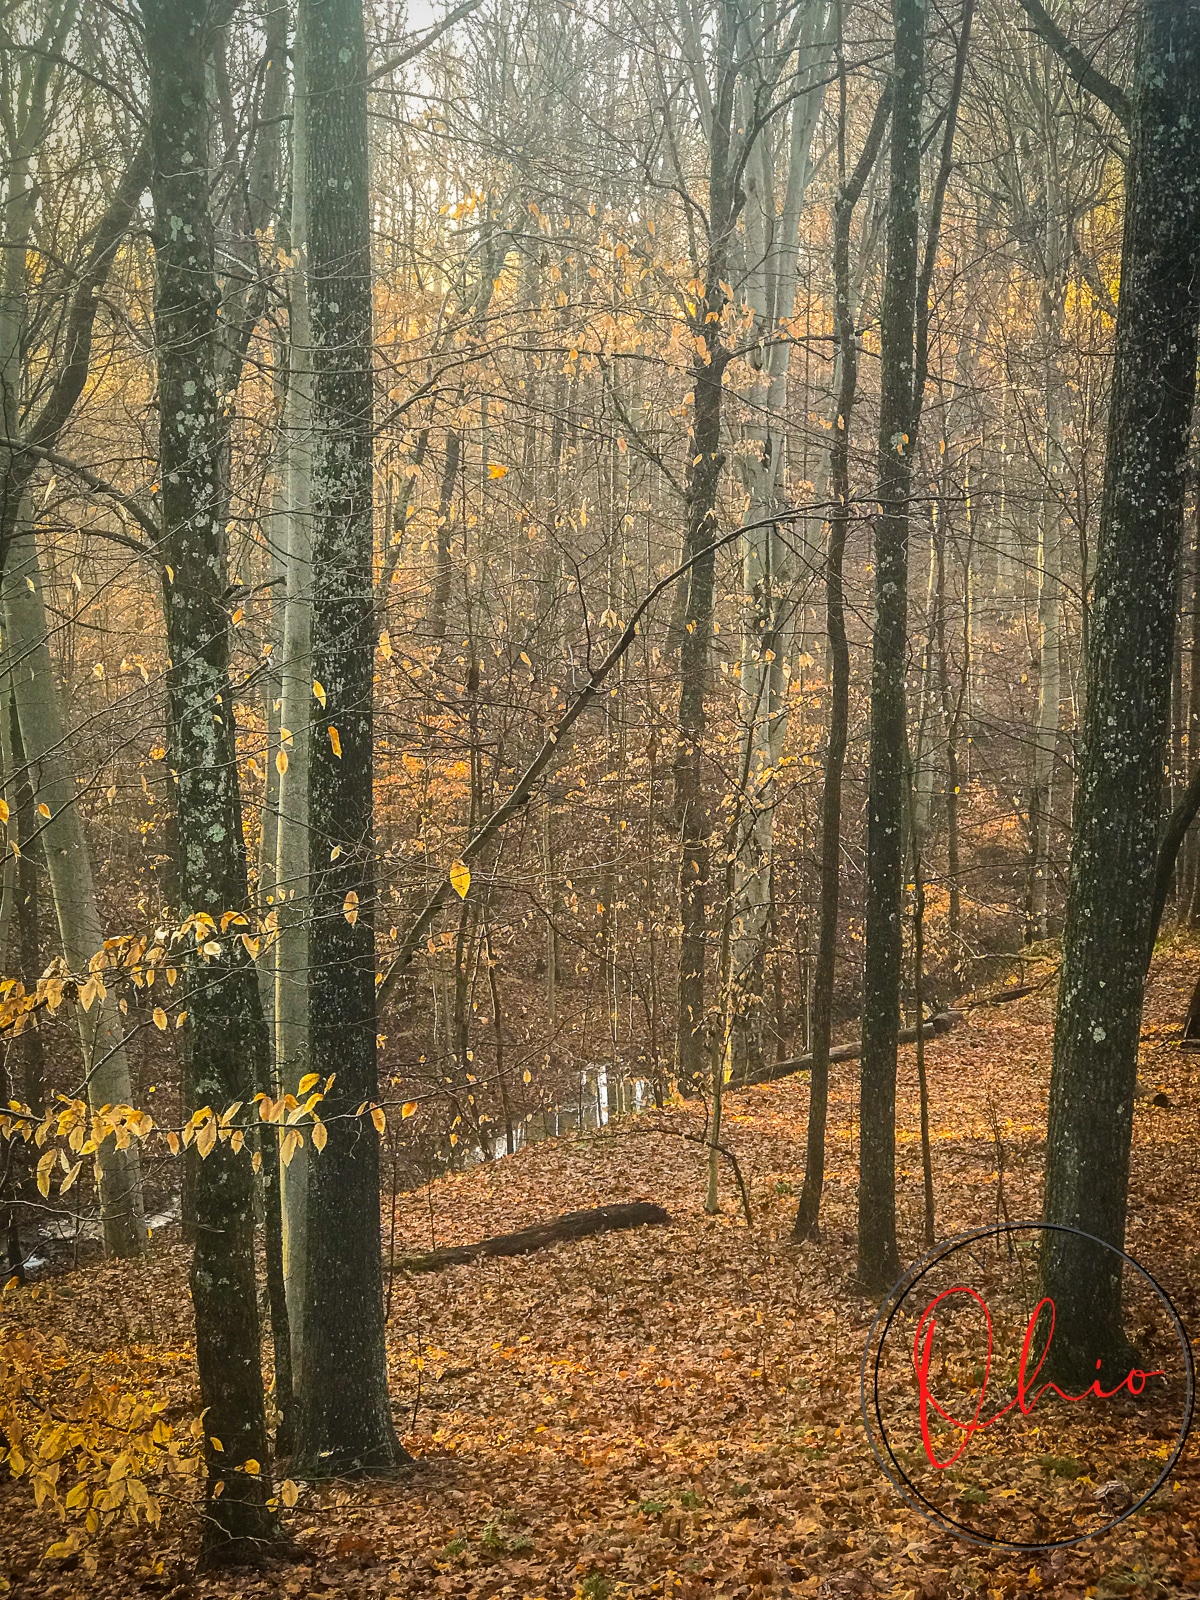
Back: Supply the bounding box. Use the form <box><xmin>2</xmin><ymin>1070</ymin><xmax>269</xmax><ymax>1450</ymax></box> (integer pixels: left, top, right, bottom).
<box><xmin>3</xmin><ymin>942</ymin><xmax>1200</xmax><ymax>1600</ymax></box>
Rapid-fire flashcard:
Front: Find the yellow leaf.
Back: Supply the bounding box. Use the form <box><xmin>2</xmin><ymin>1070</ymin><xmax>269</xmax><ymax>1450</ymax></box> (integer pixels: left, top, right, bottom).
<box><xmin>401</xmin><ymin>1101</ymin><xmax>417</xmax><ymax>1119</ymax></box>
<box><xmin>252</xmin><ymin>1149</ymin><xmax>262</xmax><ymax>1174</ymax></box>
<box><xmin>36</xmin><ymin>1149</ymin><xmax>55</xmax><ymax>1197</ymax></box>
<box><xmin>149</xmin><ymin>745</ymin><xmax>166</xmax><ymax>761</ymax></box>
<box><xmin>371</xmin><ymin>1105</ymin><xmax>386</xmax><ymax>1135</ymax></box>
<box><xmin>312</xmin><ymin>680</ymin><xmax>326</xmax><ymax>708</ymax></box>
<box><xmin>209</xmin><ymin>1437</ymin><xmax>223</xmax><ymax>1452</ymax></box>
<box><xmin>523</xmin><ymin>1069</ymin><xmax>532</xmax><ymax>1084</ymax></box>
<box><xmin>280</xmin><ymin>1129</ymin><xmax>302</xmax><ymax>1167</ymax></box>
<box><xmin>59</xmin><ymin>1160</ymin><xmax>82</xmax><ymax>1195</ymax></box>
<box><xmin>311</xmin><ymin>1120</ymin><xmax>327</xmax><ymax>1152</ymax></box>
<box><xmin>176</xmin><ymin>1010</ymin><xmax>187</xmax><ymax>1028</ymax></box>
<box><xmin>0</xmin><ymin>798</ymin><xmax>7</xmax><ymax>825</ymax></box>
<box><xmin>487</xmin><ymin>462</ymin><xmax>508</xmax><ymax>478</ymax></box>
<box><xmin>298</xmin><ymin>1072</ymin><xmax>320</xmax><ymax>1094</ymax></box>
<box><xmin>280</xmin><ymin>1478</ymin><xmax>299</xmax><ymax>1508</ymax></box>
<box><xmin>196</xmin><ymin>1118</ymin><xmax>217</xmax><ymax>1160</ymax></box>
<box><xmin>152</xmin><ymin>1007</ymin><xmax>168</xmax><ymax>1031</ymax></box>
<box><xmin>328</xmin><ymin>726</ymin><xmax>342</xmax><ymax>757</ymax></box>
<box><xmin>378</xmin><ymin>630</ymin><xmax>394</xmax><ymax>661</ymax></box>
<box><xmin>243</xmin><ymin>1459</ymin><xmax>261</xmax><ymax>1475</ymax></box>
<box><xmin>450</xmin><ymin>860</ymin><xmax>471</xmax><ymax>899</ymax></box>
<box><xmin>276</xmin><ymin>747</ymin><xmax>288</xmax><ymax>776</ymax></box>
<box><xmin>343</xmin><ymin>889</ymin><xmax>359</xmax><ymax>925</ymax></box>
<box><xmin>65</xmin><ymin>1482</ymin><xmax>88</xmax><ymax>1510</ymax></box>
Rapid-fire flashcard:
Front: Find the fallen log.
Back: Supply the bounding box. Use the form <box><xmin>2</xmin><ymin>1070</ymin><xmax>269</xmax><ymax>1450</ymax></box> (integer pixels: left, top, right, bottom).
<box><xmin>398</xmin><ymin>1200</ymin><xmax>672</xmax><ymax>1273</ymax></box>
<box><xmin>729</xmin><ymin>1010</ymin><xmax>962</xmax><ymax>1092</ymax></box>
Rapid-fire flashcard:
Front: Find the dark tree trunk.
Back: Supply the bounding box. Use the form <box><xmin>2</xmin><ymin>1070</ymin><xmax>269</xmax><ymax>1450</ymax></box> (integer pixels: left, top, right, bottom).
<box><xmin>429</xmin><ymin>428</ymin><xmax>460</xmax><ymax>642</ymax></box>
<box><xmin>1187</xmin><ymin>491</ymin><xmax>1200</xmax><ymax>922</ymax></box>
<box><xmin>856</xmin><ymin>0</ymin><xmax>926</xmax><ymax>1294</ymax></box>
<box><xmin>1041</xmin><ymin>0</ymin><xmax>1200</xmax><ymax>1382</ymax></box>
<box><xmin>143</xmin><ymin>0</ymin><xmax>279</xmax><ymax>1560</ymax></box>
<box><xmin>3</xmin><ymin>700</ymin><xmax>45</xmax><ymax>1279</ymax></box>
<box><xmin>673</xmin><ymin>3</ymin><xmax>738</xmax><ymax>1088</ymax></box>
<box><xmin>674</xmin><ymin>354</ymin><xmax>727</xmax><ymax>1087</ymax></box>
<box><xmin>292</xmin><ymin>0</ymin><xmax>406</xmax><ymax>1477</ymax></box>
<box><xmin>11</xmin><ymin>701</ymin><xmax>45</xmax><ymax>1122</ymax></box>
<box><xmin>794</xmin><ymin>76</ymin><xmax>890</xmax><ymax>1245</ymax></box>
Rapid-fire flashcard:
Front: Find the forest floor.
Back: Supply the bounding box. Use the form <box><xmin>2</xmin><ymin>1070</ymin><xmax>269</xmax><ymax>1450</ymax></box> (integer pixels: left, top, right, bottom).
<box><xmin>5</xmin><ymin>941</ymin><xmax>1200</xmax><ymax>1600</ymax></box>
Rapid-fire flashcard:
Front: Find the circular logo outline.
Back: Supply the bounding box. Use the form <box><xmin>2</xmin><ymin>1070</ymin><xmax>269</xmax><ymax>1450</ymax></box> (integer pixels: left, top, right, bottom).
<box><xmin>859</xmin><ymin>1221</ymin><xmax>1195</xmax><ymax>1551</ymax></box>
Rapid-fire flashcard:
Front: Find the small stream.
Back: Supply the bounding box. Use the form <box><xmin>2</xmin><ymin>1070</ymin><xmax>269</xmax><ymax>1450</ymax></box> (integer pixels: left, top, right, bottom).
<box><xmin>16</xmin><ymin>1065</ymin><xmax>659</xmax><ymax>1275</ymax></box>
<box><xmin>471</xmin><ymin>1062</ymin><xmax>653</xmax><ymax>1163</ymax></box>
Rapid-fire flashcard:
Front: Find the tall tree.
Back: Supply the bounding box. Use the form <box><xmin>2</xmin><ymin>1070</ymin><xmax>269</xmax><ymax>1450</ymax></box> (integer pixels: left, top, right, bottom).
<box><xmin>292</xmin><ymin>0</ymin><xmax>406</xmax><ymax>1476</ymax></box>
<box><xmin>3</xmin><ymin>519</ymin><xmax>145</xmax><ymax>1256</ymax></box>
<box><xmin>143</xmin><ymin>0</ymin><xmax>279</xmax><ymax>1557</ymax></box>
<box><xmin>793</xmin><ymin>73</ymin><xmax>891</xmax><ymax>1243</ymax></box>
<box><xmin>275</xmin><ymin>4</ymin><xmax>316</xmax><ymax>1389</ymax></box>
<box><xmin>856</xmin><ymin>0</ymin><xmax>926</xmax><ymax>1292</ymax></box>
<box><xmin>1041</xmin><ymin>0</ymin><xmax>1200</xmax><ymax>1379</ymax></box>
<box><xmin>726</xmin><ymin>4</ymin><xmax>829</xmax><ymax>1082</ymax></box>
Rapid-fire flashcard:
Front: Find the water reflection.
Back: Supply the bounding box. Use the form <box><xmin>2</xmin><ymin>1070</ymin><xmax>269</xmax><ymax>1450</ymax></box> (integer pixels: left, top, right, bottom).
<box><xmin>470</xmin><ymin>1063</ymin><xmax>651</xmax><ymax>1164</ymax></box>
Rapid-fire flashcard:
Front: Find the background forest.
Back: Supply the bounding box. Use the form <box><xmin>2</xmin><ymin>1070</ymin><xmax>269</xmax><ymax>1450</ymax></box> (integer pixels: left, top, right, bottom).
<box><xmin>1</xmin><ymin>0</ymin><xmax>1200</xmax><ymax>1594</ymax></box>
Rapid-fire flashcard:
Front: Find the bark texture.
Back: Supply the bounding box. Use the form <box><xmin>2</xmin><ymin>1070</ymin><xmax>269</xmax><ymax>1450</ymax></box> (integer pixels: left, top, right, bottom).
<box><xmin>794</xmin><ymin>79</ymin><xmax>890</xmax><ymax>1243</ymax></box>
<box><xmin>143</xmin><ymin>0</ymin><xmax>278</xmax><ymax>1557</ymax></box>
<box><xmin>856</xmin><ymin>0</ymin><xmax>925</xmax><ymax>1293</ymax></box>
<box><xmin>292</xmin><ymin>0</ymin><xmax>406</xmax><ymax>1477</ymax></box>
<box><xmin>1041</xmin><ymin>0</ymin><xmax>1200</xmax><ymax>1380</ymax></box>
<box><xmin>3</xmin><ymin>518</ymin><xmax>144</xmax><ymax>1256</ymax></box>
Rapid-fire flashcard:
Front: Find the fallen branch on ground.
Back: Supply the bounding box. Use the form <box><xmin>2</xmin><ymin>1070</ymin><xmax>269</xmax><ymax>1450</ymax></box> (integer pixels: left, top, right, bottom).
<box><xmin>729</xmin><ymin>1010</ymin><xmax>962</xmax><ymax>1091</ymax></box>
<box><xmin>398</xmin><ymin>1200</ymin><xmax>671</xmax><ymax>1272</ymax></box>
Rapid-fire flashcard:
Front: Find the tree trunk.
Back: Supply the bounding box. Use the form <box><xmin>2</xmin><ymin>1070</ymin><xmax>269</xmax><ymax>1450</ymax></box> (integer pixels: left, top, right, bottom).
<box><xmin>276</xmin><ymin>8</ymin><xmax>315</xmax><ymax>1390</ymax></box>
<box><xmin>673</xmin><ymin>2</ymin><xmax>740</xmax><ymax>1088</ymax></box>
<box><xmin>1027</xmin><ymin>282</ymin><xmax>1066</xmax><ymax>942</ymax></box>
<box><xmin>727</xmin><ymin>16</ymin><xmax>828</xmax><ymax>1081</ymax></box>
<box><xmin>856</xmin><ymin>0</ymin><xmax>926</xmax><ymax>1293</ymax></box>
<box><xmin>1041</xmin><ymin>0</ymin><xmax>1200</xmax><ymax>1382</ymax></box>
<box><xmin>793</xmin><ymin>73</ymin><xmax>890</xmax><ymax>1244</ymax></box>
<box><xmin>144</xmin><ymin>0</ymin><xmax>279</xmax><ymax>1557</ymax></box>
<box><xmin>292</xmin><ymin>0</ymin><xmax>406</xmax><ymax>1477</ymax></box>
<box><xmin>3</xmin><ymin>516</ymin><xmax>144</xmax><ymax>1258</ymax></box>
<box><xmin>429</xmin><ymin>429</ymin><xmax>460</xmax><ymax>642</ymax></box>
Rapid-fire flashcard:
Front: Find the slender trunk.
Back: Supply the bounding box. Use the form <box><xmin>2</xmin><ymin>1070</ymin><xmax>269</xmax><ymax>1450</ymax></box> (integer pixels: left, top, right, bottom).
<box><xmin>794</xmin><ymin>77</ymin><xmax>889</xmax><ymax>1244</ymax></box>
<box><xmin>674</xmin><ymin>353</ymin><xmax>726</xmax><ymax>1086</ymax></box>
<box><xmin>1041</xmin><ymin>0</ymin><xmax>1200</xmax><ymax>1382</ymax></box>
<box><xmin>672</xmin><ymin>1</ymin><xmax>744</xmax><ymax>1088</ymax></box>
<box><xmin>1</xmin><ymin>685</ymin><xmax>46</xmax><ymax>1278</ymax></box>
<box><xmin>276</xmin><ymin>12</ymin><xmax>315</xmax><ymax>1386</ymax></box>
<box><xmin>728</xmin><ymin>18</ymin><xmax>829</xmax><ymax>1079</ymax></box>
<box><xmin>429</xmin><ymin>429</ymin><xmax>460</xmax><ymax>642</ymax></box>
<box><xmin>1188</xmin><ymin>495</ymin><xmax>1200</xmax><ymax>922</ymax></box>
<box><xmin>857</xmin><ymin>0</ymin><xmax>926</xmax><ymax>1293</ymax></box>
<box><xmin>1028</xmin><ymin>293</ymin><xmax>1065</xmax><ymax>941</ymax></box>
<box><xmin>293</xmin><ymin>0</ymin><xmax>405</xmax><ymax>1476</ymax></box>
<box><xmin>3</xmin><ymin>518</ymin><xmax>144</xmax><ymax>1257</ymax></box>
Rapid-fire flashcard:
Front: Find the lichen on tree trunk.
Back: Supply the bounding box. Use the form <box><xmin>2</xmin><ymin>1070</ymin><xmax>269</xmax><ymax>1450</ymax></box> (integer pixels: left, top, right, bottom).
<box><xmin>143</xmin><ymin>0</ymin><xmax>279</xmax><ymax>1558</ymax></box>
<box><xmin>1041</xmin><ymin>0</ymin><xmax>1200</xmax><ymax>1383</ymax></box>
<box><xmin>291</xmin><ymin>0</ymin><xmax>406</xmax><ymax>1478</ymax></box>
